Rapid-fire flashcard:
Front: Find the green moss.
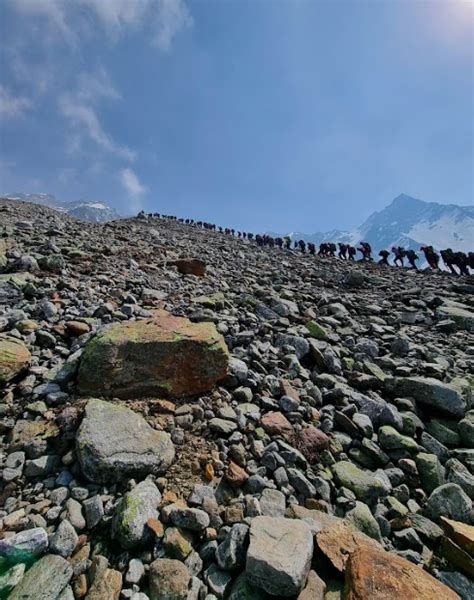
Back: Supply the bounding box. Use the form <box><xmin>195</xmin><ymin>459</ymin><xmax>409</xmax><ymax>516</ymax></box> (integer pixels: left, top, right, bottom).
<box><xmin>119</xmin><ymin>494</ymin><xmax>142</xmax><ymax>529</ymax></box>
<box><xmin>305</xmin><ymin>321</ymin><xmax>328</xmax><ymax>341</ymax></box>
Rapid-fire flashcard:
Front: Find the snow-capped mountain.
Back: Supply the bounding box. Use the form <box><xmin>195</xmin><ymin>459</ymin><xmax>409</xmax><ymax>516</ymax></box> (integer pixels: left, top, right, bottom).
<box><xmin>3</xmin><ymin>193</ymin><xmax>121</xmax><ymax>223</ymax></box>
<box><xmin>276</xmin><ymin>194</ymin><xmax>473</xmax><ymax>252</ymax></box>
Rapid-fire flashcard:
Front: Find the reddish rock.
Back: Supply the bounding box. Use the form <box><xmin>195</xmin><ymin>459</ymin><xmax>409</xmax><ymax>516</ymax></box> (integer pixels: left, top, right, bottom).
<box><xmin>441</xmin><ymin>517</ymin><xmax>474</xmax><ymax>556</ymax></box>
<box><xmin>147</xmin><ymin>518</ymin><xmax>164</xmax><ymax>538</ymax></box>
<box><xmin>77</xmin><ymin>310</ymin><xmax>229</xmax><ymax>398</ymax></box>
<box><xmin>171</xmin><ymin>258</ymin><xmax>206</xmax><ymax>277</ymax></box>
<box><xmin>294</xmin><ymin>426</ymin><xmax>330</xmax><ymax>461</ymax></box>
<box><xmin>316</xmin><ymin>521</ymin><xmax>378</xmax><ymax>572</ymax></box>
<box><xmin>261</xmin><ymin>411</ymin><xmax>294</xmax><ymax>439</ymax></box>
<box><xmin>225</xmin><ymin>461</ymin><xmax>249</xmax><ymax>487</ymax></box>
<box><xmin>345</xmin><ymin>544</ymin><xmax>460</xmax><ymax>600</ymax></box>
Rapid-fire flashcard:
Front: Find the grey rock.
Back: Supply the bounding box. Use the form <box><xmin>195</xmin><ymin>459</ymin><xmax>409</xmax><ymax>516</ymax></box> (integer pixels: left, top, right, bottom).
<box><xmin>8</xmin><ymin>554</ymin><xmax>73</xmax><ymax>600</ymax></box>
<box><xmin>259</xmin><ymin>489</ymin><xmax>286</xmax><ymax>517</ymax></box>
<box><xmin>246</xmin><ymin>516</ymin><xmax>313</xmax><ymax>597</ymax></box>
<box><xmin>83</xmin><ymin>495</ymin><xmax>104</xmax><ymax>529</ymax></box>
<box><xmin>169</xmin><ymin>506</ymin><xmax>210</xmax><ymax>532</ymax></box>
<box><xmin>50</xmin><ymin>519</ymin><xmax>78</xmax><ymax>558</ymax></box>
<box><xmin>426</xmin><ymin>483</ymin><xmax>472</xmax><ymax>523</ymax></box>
<box><xmin>385</xmin><ymin>377</ymin><xmax>466</xmax><ymax>418</ymax></box>
<box><xmin>76</xmin><ymin>399</ymin><xmax>175</xmax><ymax>484</ymax></box>
<box><xmin>216</xmin><ymin>523</ymin><xmax>249</xmax><ymax>571</ymax></box>
<box><xmin>113</xmin><ymin>480</ymin><xmax>161</xmax><ymax>548</ymax></box>
<box><xmin>2</xmin><ymin>527</ymin><xmax>49</xmax><ymax>558</ymax></box>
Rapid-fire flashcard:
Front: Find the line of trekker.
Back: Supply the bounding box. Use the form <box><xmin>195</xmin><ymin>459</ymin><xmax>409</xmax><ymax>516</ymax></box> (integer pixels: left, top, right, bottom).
<box><xmin>135</xmin><ymin>211</ymin><xmax>473</xmax><ymax>276</ymax></box>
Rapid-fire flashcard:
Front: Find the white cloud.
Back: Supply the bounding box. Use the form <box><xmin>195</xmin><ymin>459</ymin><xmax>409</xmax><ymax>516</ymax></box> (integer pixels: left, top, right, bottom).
<box><xmin>59</xmin><ymin>93</ymin><xmax>134</xmax><ymax>161</ymax></box>
<box><xmin>120</xmin><ymin>167</ymin><xmax>147</xmax><ymax>212</ymax></box>
<box><xmin>79</xmin><ymin>0</ymin><xmax>150</xmax><ymax>36</ymax></box>
<box><xmin>12</xmin><ymin>0</ymin><xmax>75</xmax><ymax>43</ymax></box>
<box><xmin>58</xmin><ymin>68</ymin><xmax>134</xmax><ymax>161</ymax></box>
<box><xmin>0</xmin><ymin>85</ymin><xmax>32</xmax><ymax>117</ymax></box>
<box><xmin>10</xmin><ymin>0</ymin><xmax>192</xmax><ymax>50</ymax></box>
<box><xmin>153</xmin><ymin>0</ymin><xmax>193</xmax><ymax>51</ymax></box>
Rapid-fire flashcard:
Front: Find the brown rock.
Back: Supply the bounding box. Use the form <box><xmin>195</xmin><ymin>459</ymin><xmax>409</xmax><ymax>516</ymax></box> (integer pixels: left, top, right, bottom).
<box><xmin>66</xmin><ymin>320</ymin><xmax>91</xmax><ymax>336</ymax></box>
<box><xmin>225</xmin><ymin>461</ymin><xmax>249</xmax><ymax>487</ymax></box>
<box><xmin>85</xmin><ymin>568</ymin><xmax>122</xmax><ymax>600</ymax></box>
<box><xmin>316</xmin><ymin>521</ymin><xmax>378</xmax><ymax>572</ymax></box>
<box><xmin>297</xmin><ymin>570</ymin><xmax>326</xmax><ymax>600</ymax></box>
<box><xmin>441</xmin><ymin>517</ymin><xmax>474</xmax><ymax>556</ymax></box>
<box><xmin>8</xmin><ymin>419</ymin><xmax>59</xmax><ymax>451</ymax></box>
<box><xmin>171</xmin><ymin>258</ymin><xmax>206</xmax><ymax>277</ymax></box>
<box><xmin>149</xmin><ymin>558</ymin><xmax>190</xmax><ymax>600</ymax></box>
<box><xmin>280</xmin><ymin>379</ymin><xmax>300</xmax><ymax>401</ymax></box>
<box><xmin>77</xmin><ymin>311</ymin><xmax>229</xmax><ymax>398</ymax></box>
<box><xmin>440</xmin><ymin>536</ymin><xmax>474</xmax><ymax>578</ymax></box>
<box><xmin>261</xmin><ymin>411</ymin><xmax>294</xmax><ymax>439</ymax></box>
<box><xmin>147</xmin><ymin>518</ymin><xmax>165</xmax><ymax>538</ymax></box>
<box><xmin>345</xmin><ymin>544</ymin><xmax>460</xmax><ymax>600</ymax></box>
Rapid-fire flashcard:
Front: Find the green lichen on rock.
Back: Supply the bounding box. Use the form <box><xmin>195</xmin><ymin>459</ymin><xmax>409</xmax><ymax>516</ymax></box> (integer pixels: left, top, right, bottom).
<box><xmin>0</xmin><ymin>335</ymin><xmax>31</xmax><ymax>383</ymax></box>
<box><xmin>77</xmin><ymin>311</ymin><xmax>229</xmax><ymax>398</ymax></box>
<box><xmin>305</xmin><ymin>321</ymin><xmax>328</xmax><ymax>341</ymax></box>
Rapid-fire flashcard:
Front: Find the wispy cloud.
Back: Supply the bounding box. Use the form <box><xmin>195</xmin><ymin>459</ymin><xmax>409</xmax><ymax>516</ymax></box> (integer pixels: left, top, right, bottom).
<box><xmin>58</xmin><ymin>69</ymin><xmax>134</xmax><ymax>161</ymax></box>
<box><xmin>10</xmin><ymin>0</ymin><xmax>192</xmax><ymax>50</ymax></box>
<box><xmin>12</xmin><ymin>0</ymin><xmax>75</xmax><ymax>43</ymax></box>
<box><xmin>0</xmin><ymin>85</ymin><xmax>32</xmax><ymax>117</ymax></box>
<box><xmin>120</xmin><ymin>167</ymin><xmax>147</xmax><ymax>212</ymax></box>
<box><xmin>153</xmin><ymin>0</ymin><xmax>193</xmax><ymax>51</ymax></box>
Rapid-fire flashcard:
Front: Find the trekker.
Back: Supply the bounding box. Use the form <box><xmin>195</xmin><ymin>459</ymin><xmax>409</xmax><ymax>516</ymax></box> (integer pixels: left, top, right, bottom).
<box><xmin>378</xmin><ymin>249</ymin><xmax>390</xmax><ymax>266</ymax></box>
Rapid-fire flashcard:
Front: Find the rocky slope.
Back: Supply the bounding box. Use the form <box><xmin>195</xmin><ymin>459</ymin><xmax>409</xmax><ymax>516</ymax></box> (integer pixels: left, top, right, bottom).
<box><xmin>0</xmin><ymin>199</ymin><xmax>473</xmax><ymax>600</ymax></box>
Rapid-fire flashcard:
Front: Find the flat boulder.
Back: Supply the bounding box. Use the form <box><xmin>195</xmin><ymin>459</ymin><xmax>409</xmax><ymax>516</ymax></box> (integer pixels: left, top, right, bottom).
<box><xmin>77</xmin><ymin>311</ymin><xmax>229</xmax><ymax>398</ymax></box>
<box><xmin>246</xmin><ymin>516</ymin><xmax>313</xmax><ymax>597</ymax></box>
<box><xmin>385</xmin><ymin>376</ymin><xmax>466</xmax><ymax>418</ymax></box>
<box><xmin>76</xmin><ymin>399</ymin><xmax>175</xmax><ymax>484</ymax></box>
<box><xmin>0</xmin><ymin>334</ymin><xmax>31</xmax><ymax>383</ymax></box>
<box><xmin>8</xmin><ymin>554</ymin><xmax>73</xmax><ymax>600</ymax></box>
<box><xmin>345</xmin><ymin>544</ymin><xmax>460</xmax><ymax>600</ymax></box>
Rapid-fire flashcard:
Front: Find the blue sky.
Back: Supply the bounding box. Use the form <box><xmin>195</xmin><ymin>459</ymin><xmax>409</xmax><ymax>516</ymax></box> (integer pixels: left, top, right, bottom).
<box><xmin>0</xmin><ymin>0</ymin><xmax>472</xmax><ymax>232</ymax></box>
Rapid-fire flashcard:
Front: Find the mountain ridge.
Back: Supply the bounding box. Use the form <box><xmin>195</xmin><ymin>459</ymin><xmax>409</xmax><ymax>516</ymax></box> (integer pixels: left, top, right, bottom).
<box><xmin>272</xmin><ymin>194</ymin><xmax>473</xmax><ymax>252</ymax></box>
<box><xmin>3</xmin><ymin>193</ymin><xmax>121</xmax><ymax>223</ymax></box>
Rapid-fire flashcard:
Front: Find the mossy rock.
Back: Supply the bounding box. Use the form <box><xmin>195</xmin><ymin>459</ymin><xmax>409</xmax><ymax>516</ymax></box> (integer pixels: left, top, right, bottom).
<box><xmin>77</xmin><ymin>310</ymin><xmax>229</xmax><ymax>398</ymax></box>
<box><xmin>0</xmin><ymin>335</ymin><xmax>31</xmax><ymax>383</ymax></box>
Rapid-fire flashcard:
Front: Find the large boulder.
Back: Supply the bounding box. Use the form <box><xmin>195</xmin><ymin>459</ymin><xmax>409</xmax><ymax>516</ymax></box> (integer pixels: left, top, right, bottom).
<box><xmin>77</xmin><ymin>311</ymin><xmax>229</xmax><ymax>398</ymax></box>
<box><xmin>8</xmin><ymin>554</ymin><xmax>73</xmax><ymax>600</ymax></box>
<box><xmin>385</xmin><ymin>377</ymin><xmax>466</xmax><ymax>418</ymax></box>
<box><xmin>345</xmin><ymin>544</ymin><xmax>460</xmax><ymax>600</ymax></box>
<box><xmin>0</xmin><ymin>334</ymin><xmax>31</xmax><ymax>383</ymax></box>
<box><xmin>246</xmin><ymin>516</ymin><xmax>313</xmax><ymax>597</ymax></box>
<box><xmin>112</xmin><ymin>480</ymin><xmax>161</xmax><ymax>548</ymax></box>
<box><xmin>76</xmin><ymin>399</ymin><xmax>175</xmax><ymax>484</ymax></box>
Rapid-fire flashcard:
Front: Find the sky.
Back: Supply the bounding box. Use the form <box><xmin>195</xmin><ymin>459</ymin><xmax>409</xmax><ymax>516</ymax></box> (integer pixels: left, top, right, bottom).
<box><xmin>0</xmin><ymin>0</ymin><xmax>473</xmax><ymax>233</ymax></box>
